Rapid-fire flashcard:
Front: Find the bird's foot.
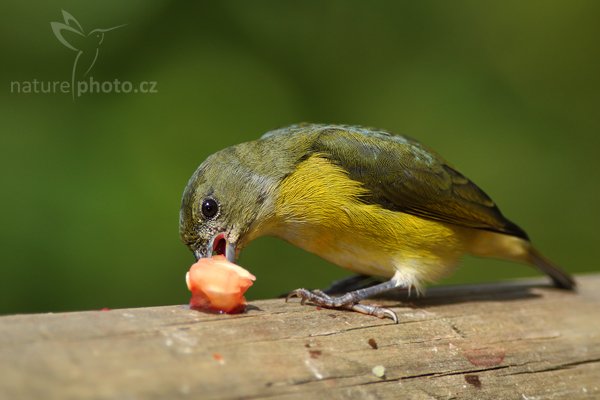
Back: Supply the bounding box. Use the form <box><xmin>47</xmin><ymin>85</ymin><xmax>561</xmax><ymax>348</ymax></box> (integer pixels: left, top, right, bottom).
<box><xmin>323</xmin><ymin>274</ymin><xmax>383</xmax><ymax>295</ymax></box>
<box><xmin>286</xmin><ymin>288</ymin><xmax>398</xmax><ymax>323</ymax></box>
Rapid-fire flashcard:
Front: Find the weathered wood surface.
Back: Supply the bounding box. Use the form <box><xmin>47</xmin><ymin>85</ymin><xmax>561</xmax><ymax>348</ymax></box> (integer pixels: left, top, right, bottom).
<box><xmin>1</xmin><ymin>275</ymin><xmax>599</xmax><ymax>400</ymax></box>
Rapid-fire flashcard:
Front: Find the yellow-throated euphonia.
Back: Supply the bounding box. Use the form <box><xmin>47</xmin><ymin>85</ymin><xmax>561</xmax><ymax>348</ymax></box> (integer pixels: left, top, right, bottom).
<box><xmin>179</xmin><ymin>124</ymin><xmax>574</xmax><ymax>322</ymax></box>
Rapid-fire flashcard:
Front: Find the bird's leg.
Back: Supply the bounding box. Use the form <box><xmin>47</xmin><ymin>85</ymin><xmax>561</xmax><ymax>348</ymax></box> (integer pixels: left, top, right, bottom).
<box><xmin>277</xmin><ymin>274</ymin><xmax>381</xmax><ymax>298</ymax></box>
<box><xmin>322</xmin><ymin>274</ymin><xmax>383</xmax><ymax>295</ymax></box>
<box><xmin>286</xmin><ymin>279</ymin><xmax>401</xmax><ymax>323</ymax></box>
<box><xmin>278</xmin><ymin>274</ymin><xmax>380</xmax><ymax>299</ymax></box>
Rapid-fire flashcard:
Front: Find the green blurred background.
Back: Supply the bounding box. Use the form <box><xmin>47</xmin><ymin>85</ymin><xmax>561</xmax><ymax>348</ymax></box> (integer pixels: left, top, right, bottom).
<box><xmin>1</xmin><ymin>1</ymin><xmax>599</xmax><ymax>315</ymax></box>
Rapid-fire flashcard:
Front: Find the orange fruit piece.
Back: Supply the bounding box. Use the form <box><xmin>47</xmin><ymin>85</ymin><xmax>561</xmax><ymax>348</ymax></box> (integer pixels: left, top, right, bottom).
<box><xmin>186</xmin><ymin>255</ymin><xmax>256</xmax><ymax>314</ymax></box>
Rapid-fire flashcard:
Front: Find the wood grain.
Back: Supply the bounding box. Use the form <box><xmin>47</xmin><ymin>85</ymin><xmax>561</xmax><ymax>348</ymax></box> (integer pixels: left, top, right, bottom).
<box><xmin>1</xmin><ymin>275</ymin><xmax>599</xmax><ymax>400</ymax></box>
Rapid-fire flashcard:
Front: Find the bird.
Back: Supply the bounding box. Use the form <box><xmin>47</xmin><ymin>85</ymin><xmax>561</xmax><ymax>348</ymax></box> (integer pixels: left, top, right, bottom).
<box><xmin>50</xmin><ymin>10</ymin><xmax>125</xmax><ymax>99</ymax></box>
<box><xmin>179</xmin><ymin>124</ymin><xmax>575</xmax><ymax>322</ymax></box>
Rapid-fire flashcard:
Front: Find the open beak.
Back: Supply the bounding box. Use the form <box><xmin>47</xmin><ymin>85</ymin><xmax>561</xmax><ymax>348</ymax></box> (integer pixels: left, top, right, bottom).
<box><xmin>195</xmin><ymin>232</ymin><xmax>236</xmax><ymax>263</ymax></box>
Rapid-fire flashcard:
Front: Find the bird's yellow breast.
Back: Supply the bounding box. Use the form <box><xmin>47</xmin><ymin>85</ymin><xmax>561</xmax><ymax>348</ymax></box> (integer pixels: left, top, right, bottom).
<box><xmin>263</xmin><ymin>155</ymin><xmax>469</xmax><ymax>288</ymax></box>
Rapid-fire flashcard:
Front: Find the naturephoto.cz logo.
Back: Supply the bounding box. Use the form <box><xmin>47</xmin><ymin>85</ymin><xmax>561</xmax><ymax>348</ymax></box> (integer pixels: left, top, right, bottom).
<box><xmin>10</xmin><ymin>10</ymin><xmax>157</xmax><ymax>99</ymax></box>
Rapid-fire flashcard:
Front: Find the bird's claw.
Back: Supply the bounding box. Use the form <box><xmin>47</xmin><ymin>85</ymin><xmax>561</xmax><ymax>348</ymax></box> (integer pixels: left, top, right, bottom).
<box><xmin>286</xmin><ymin>288</ymin><xmax>313</xmax><ymax>305</ymax></box>
<box><xmin>285</xmin><ymin>288</ymin><xmax>398</xmax><ymax>323</ymax></box>
<box><xmin>350</xmin><ymin>303</ymin><xmax>399</xmax><ymax>324</ymax></box>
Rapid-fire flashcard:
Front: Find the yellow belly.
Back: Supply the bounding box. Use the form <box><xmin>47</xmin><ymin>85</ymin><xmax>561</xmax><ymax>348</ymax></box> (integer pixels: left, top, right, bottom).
<box><xmin>264</xmin><ymin>155</ymin><xmax>468</xmax><ymax>290</ymax></box>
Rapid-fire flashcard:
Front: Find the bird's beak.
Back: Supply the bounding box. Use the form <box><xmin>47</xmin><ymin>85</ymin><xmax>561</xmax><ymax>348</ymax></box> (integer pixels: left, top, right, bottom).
<box><xmin>97</xmin><ymin>24</ymin><xmax>127</xmax><ymax>33</ymax></box>
<box><xmin>200</xmin><ymin>232</ymin><xmax>237</xmax><ymax>263</ymax></box>
<box><xmin>225</xmin><ymin>242</ymin><xmax>236</xmax><ymax>263</ymax></box>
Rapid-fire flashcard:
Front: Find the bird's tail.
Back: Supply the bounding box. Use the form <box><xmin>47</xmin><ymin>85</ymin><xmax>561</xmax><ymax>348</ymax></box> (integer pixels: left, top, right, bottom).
<box><xmin>467</xmin><ymin>230</ymin><xmax>576</xmax><ymax>290</ymax></box>
<box><xmin>528</xmin><ymin>246</ymin><xmax>576</xmax><ymax>290</ymax></box>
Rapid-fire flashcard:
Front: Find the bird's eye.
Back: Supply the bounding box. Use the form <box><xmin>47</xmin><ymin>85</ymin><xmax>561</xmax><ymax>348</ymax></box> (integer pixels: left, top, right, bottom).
<box><xmin>201</xmin><ymin>198</ymin><xmax>219</xmax><ymax>219</ymax></box>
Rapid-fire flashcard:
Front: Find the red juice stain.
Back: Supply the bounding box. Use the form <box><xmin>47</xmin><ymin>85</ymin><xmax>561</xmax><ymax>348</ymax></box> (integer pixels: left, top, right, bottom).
<box><xmin>464</xmin><ymin>347</ymin><xmax>505</xmax><ymax>367</ymax></box>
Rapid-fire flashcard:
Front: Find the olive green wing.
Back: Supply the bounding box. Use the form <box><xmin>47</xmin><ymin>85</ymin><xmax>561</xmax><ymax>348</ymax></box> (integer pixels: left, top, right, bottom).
<box><xmin>310</xmin><ymin>127</ymin><xmax>528</xmax><ymax>240</ymax></box>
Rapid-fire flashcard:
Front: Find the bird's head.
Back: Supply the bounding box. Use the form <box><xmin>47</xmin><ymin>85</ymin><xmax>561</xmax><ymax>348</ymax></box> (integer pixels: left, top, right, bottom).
<box><xmin>88</xmin><ymin>24</ymin><xmax>126</xmax><ymax>46</ymax></box>
<box><xmin>179</xmin><ymin>145</ymin><xmax>278</xmax><ymax>263</ymax></box>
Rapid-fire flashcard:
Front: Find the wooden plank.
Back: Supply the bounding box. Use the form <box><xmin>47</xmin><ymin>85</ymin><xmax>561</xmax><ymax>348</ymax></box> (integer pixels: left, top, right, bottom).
<box><xmin>1</xmin><ymin>275</ymin><xmax>599</xmax><ymax>400</ymax></box>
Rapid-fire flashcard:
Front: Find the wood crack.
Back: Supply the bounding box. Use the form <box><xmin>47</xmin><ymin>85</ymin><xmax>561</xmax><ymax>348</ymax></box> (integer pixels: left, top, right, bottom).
<box><xmin>504</xmin><ymin>358</ymin><xmax>600</xmax><ymax>376</ymax></box>
<box><xmin>399</xmin><ymin>365</ymin><xmax>510</xmax><ymax>381</ymax></box>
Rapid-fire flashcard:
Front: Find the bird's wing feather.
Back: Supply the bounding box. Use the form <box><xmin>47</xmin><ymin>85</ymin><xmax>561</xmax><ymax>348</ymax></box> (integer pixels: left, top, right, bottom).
<box><xmin>310</xmin><ymin>127</ymin><xmax>528</xmax><ymax>239</ymax></box>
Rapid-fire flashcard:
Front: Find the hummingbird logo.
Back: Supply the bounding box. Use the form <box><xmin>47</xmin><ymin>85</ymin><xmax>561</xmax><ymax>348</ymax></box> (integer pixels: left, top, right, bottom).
<box><xmin>51</xmin><ymin>10</ymin><xmax>125</xmax><ymax>99</ymax></box>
